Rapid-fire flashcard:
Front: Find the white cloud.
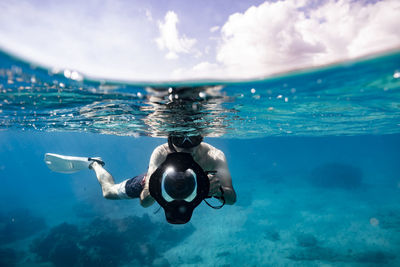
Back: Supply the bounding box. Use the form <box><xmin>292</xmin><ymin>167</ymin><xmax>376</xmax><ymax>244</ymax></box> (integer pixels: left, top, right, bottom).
<box><xmin>176</xmin><ymin>0</ymin><xmax>400</xmax><ymax>80</ymax></box>
<box><xmin>155</xmin><ymin>11</ymin><xmax>197</xmax><ymax>60</ymax></box>
<box><xmin>210</xmin><ymin>26</ymin><xmax>220</xmax><ymax>33</ymax></box>
<box><xmin>172</xmin><ymin>61</ymin><xmax>221</xmax><ymax>80</ymax></box>
<box><xmin>0</xmin><ymin>0</ymin><xmax>398</xmax><ymax>82</ymax></box>
<box><xmin>0</xmin><ymin>0</ymin><xmax>172</xmax><ymax>81</ymax></box>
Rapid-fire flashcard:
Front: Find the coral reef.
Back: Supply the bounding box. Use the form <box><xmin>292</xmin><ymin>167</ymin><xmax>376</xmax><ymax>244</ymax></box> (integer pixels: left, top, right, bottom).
<box><xmin>0</xmin><ymin>248</ymin><xmax>18</xmax><ymax>267</ymax></box>
<box><xmin>264</xmin><ymin>228</ymin><xmax>280</xmax><ymax>242</ymax></box>
<box><xmin>30</xmin><ymin>214</ymin><xmax>194</xmax><ymax>267</ymax></box>
<box><xmin>0</xmin><ymin>209</ymin><xmax>46</xmax><ymax>245</ymax></box>
<box><xmin>152</xmin><ymin>257</ymin><xmax>171</xmax><ymax>267</ymax></box>
<box><xmin>309</xmin><ymin>163</ymin><xmax>363</xmax><ymax>189</ymax></box>
<box><xmin>185</xmin><ymin>255</ymin><xmax>203</xmax><ymax>264</ymax></box>
<box><xmin>287</xmin><ymin>246</ymin><xmax>341</xmax><ymax>262</ymax></box>
<box><xmin>30</xmin><ymin>223</ymin><xmax>81</xmax><ymax>267</ymax></box>
<box><xmin>375</xmin><ymin>209</ymin><xmax>400</xmax><ymax>231</ymax></box>
<box><xmin>353</xmin><ymin>250</ymin><xmax>396</xmax><ymax>264</ymax></box>
<box><xmin>296</xmin><ymin>233</ymin><xmax>318</xmax><ymax>247</ymax></box>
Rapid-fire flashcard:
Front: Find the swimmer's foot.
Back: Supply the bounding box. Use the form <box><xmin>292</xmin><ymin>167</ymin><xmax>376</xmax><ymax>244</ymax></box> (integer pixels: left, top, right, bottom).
<box><xmin>88</xmin><ymin>157</ymin><xmax>105</xmax><ymax>169</ymax></box>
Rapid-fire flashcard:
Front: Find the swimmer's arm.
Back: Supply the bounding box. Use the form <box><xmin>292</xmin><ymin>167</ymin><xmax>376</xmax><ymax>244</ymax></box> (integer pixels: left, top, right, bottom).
<box><xmin>140</xmin><ymin>173</ymin><xmax>155</xmax><ymax>207</ymax></box>
<box><xmin>213</xmin><ymin>152</ymin><xmax>236</xmax><ymax>205</ymax></box>
<box><xmin>140</xmin><ymin>146</ymin><xmax>166</xmax><ymax>207</ymax></box>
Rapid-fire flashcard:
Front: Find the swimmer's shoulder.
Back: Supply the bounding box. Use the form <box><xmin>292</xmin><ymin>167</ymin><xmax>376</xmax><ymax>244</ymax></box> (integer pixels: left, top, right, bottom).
<box><xmin>148</xmin><ymin>143</ymin><xmax>169</xmax><ymax>167</ymax></box>
<box><xmin>201</xmin><ymin>142</ymin><xmax>225</xmax><ymax>160</ymax></box>
<box><xmin>147</xmin><ymin>144</ymin><xmax>167</xmax><ymax>162</ymax></box>
<box><xmin>155</xmin><ymin>143</ymin><xmax>171</xmax><ymax>156</ymax></box>
<box><xmin>200</xmin><ymin>142</ymin><xmax>213</xmax><ymax>152</ymax></box>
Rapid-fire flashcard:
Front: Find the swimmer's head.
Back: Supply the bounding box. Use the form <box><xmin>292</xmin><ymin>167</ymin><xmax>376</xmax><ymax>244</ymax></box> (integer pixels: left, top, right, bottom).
<box><xmin>169</xmin><ymin>135</ymin><xmax>203</xmax><ymax>149</ymax></box>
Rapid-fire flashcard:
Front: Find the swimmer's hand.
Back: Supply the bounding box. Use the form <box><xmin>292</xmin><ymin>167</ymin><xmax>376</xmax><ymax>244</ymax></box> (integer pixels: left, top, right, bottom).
<box><xmin>208</xmin><ymin>173</ymin><xmax>222</xmax><ymax>197</ymax></box>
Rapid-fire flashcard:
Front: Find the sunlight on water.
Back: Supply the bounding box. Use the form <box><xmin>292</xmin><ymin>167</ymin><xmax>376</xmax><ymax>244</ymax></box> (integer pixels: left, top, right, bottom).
<box><xmin>0</xmin><ymin>49</ymin><xmax>400</xmax><ymax>137</ymax></box>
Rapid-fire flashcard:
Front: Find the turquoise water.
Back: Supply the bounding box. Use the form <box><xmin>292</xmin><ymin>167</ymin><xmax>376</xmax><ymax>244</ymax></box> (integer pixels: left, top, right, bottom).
<box><xmin>1</xmin><ymin>50</ymin><xmax>400</xmax><ymax>137</ymax></box>
<box><xmin>1</xmin><ymin>49</ymin><xmax>400</xmax><ymax>266</ymax></box>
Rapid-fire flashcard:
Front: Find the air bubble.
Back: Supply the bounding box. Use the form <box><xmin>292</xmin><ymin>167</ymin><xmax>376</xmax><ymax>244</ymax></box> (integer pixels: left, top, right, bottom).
<box><xmin>64</xmin><ymin>69</ymin><xmax>71</xmax><ymax>78</ymax></box>
<box><xmin>70</xmin><ymin>71</ymin><xmax>83</xmax><ymax>81</ymax></box>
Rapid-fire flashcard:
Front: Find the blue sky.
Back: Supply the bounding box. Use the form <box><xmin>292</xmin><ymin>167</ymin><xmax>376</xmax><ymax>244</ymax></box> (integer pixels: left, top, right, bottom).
<box><xmin>0</xmin><ymin>0</ymin><xmax>398</xmax><ymax>81</ymax></box>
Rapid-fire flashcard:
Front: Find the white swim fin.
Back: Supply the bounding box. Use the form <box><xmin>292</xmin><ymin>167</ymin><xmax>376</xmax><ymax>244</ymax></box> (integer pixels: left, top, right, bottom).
<box><xmin>44</xmin><ymin>153</ymin><xmax>103</xmax><ymax>173</ymax></box>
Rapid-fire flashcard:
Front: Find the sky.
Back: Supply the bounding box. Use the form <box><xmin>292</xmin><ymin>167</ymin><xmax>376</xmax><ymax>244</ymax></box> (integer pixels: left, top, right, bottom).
<box><xmin>0</xmin><ymin>0</ymin><xmax>399</xmax><ymax>82</ymax></box>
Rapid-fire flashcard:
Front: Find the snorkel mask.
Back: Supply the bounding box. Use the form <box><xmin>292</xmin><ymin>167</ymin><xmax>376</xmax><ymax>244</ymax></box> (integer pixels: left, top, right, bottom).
<box><xmin>149</xmin><ymin>152</ymin><xmax>209</xmax><ymax>224</ymax></box>
<box><xmin>169</xmin><ymin>135</ymin><xmax>203</xmax><ymax>149</ymax></box>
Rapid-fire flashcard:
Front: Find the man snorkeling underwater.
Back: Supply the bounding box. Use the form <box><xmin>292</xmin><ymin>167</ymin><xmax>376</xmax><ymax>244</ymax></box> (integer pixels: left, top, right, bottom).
<box><xmin>87</xmin><ymin>135</ymin><xmax>236</xmax><ymax>223</ymax></box>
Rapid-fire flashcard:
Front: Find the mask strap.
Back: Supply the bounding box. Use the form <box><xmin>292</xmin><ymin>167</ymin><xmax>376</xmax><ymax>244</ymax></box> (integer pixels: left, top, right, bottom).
<box><xmin>168</xmin><ymin>136</ymin><xmax>177</xmax><ymax>152</ymax></box>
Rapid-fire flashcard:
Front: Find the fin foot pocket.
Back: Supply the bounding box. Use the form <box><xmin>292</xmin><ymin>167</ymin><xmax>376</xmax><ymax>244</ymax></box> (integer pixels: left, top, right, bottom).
<box><xmin>88</xmin><ymin>157</ymin><xmax>105</xmax><ymax>169</ymax></box>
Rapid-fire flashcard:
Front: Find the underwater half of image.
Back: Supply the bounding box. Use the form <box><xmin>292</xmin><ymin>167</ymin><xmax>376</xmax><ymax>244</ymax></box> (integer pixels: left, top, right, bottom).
<box><xmin>1</xmin><ymin>48</ymin><xmax>400</xmax><ymax>266</ymax></box>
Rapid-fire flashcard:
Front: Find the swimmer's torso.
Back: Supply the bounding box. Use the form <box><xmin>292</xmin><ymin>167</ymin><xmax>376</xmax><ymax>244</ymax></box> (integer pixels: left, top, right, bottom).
<box><xmin>156</xmin><ymin>142</ymin><xmax>220</xmax><ymax>173</ymax></box>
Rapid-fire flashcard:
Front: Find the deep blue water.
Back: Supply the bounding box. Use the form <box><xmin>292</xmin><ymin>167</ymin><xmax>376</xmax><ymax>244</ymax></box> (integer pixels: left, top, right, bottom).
<box><xmin>1</xmin><ymin>49</ymin><xmax>400</xmax><ymax>266</ymax></box>
<box><xmin>1</xmin><ymin>132</ymin><xmax>399</xmax><ymax>266</ymax></box>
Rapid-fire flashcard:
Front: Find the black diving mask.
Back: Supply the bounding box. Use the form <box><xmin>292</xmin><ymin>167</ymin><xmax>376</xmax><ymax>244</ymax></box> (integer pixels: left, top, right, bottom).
<box><xmin>169</xmin><ymin>135</ymin><xmax>203</xmax><ymax>148</ymax></box>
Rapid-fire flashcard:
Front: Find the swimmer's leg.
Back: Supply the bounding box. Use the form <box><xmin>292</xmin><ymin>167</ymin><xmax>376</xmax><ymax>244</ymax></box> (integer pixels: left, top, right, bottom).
<box><xmin>90</xmin><ymin>161</ymin><xmax>131</xmax><ymax>200</ymax></box>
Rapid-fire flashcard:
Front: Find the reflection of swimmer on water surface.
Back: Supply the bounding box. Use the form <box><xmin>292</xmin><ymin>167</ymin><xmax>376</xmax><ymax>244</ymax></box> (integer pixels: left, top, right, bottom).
<box><xmin>142</xmin><ymin>85</ymin><xmax>228</xmax><ymax>138</ymax></box>
<box><xmin>89</xmin><ymin>135</ymin><xmax>236</xmax><ymax>223</ymax></box>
